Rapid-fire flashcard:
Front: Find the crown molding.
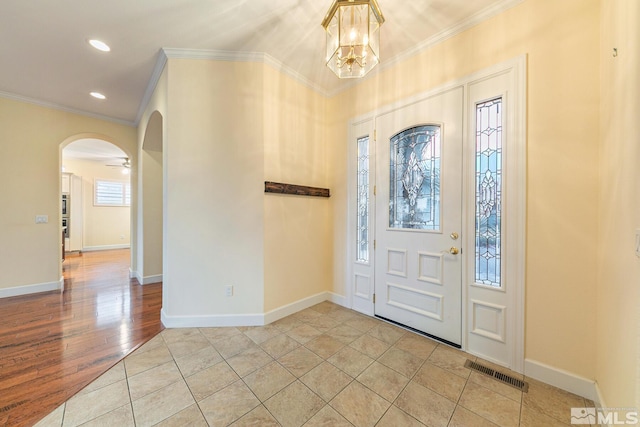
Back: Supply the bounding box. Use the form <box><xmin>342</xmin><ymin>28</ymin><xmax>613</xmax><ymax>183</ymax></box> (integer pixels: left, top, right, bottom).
<box><xmin>134</xmin><ymin>47</ymin><xmax>329</xmax><ymax>125</ymax></box>
<box><xmin>5</xmin><ymin>0</ymin><xmax>525</xmax><ymax>127</ymax></box>
<box><xmin>0</xmin><ymin>90</ymin><xmax>135</xmax><ymax>127</ymax></box>
<box><xmin>327</xmin><ymin>0</ymin><xmax>525</xmax><ymax>97</ymax></box>
<box><xmin>134</xmin><ymin>49</ymin><xmax>168</xmax><ymax>126</ymax></box>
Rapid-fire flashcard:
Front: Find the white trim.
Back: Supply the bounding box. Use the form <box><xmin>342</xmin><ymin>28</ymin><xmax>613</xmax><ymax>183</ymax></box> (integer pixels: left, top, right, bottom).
<box><xmin>327</xmin><ymin>0</ymin><xmax>525</xmax><ymax>97</ymax></box>
<box><xmin>0</xmin><ymin>90</ymin><xmax>135</xmax><ymax>127</ymax></box>
<box><xmin>163</xmin><ymin>48</ymin><xmax>327</xmax><ymax>94</ymax></box>
<box><xmin>134</xmin><ymin>49</ymin><xmax>168</xmax><ymax>126</ymax></box>
<box><xmin>136</xmin><ymin>48</ymin><xmax>330</xmax><ymax>126</ymax></box>
<box><xmin>161</xmin><ymin>291</ymin><xmax>341</xmax><ymax>328</ymax></box>
<box><xmin>524</xmin><ymin>358</ymin><xmax>597</xmax><ymax>401</ymax></box>
<box><xmin>133</xmin><ymin>270</ymin><xmax>142</xmax><ymax>284</ymax></box>
<box><xmin>82</xmin><ymin>244</ymin><xmax>131</xmax><ymax>252</ymax></box>
<box><xmin>327</xmin><ymin>291</ymin><xmax>348</xmax><ymax>308</ymax></box>
<box><xmin>594</xmin><ymin>382</ymin><xmax>608</xmax><ymax>411</ymax></box>
<box><xmin>161</xmin><ymin>309</ymin><xmax>264</xmax><ymax>328</ymax></box>
<box><xmin>264</xmin><ymin>292</ymin><xmax>330</xmax><ymax>324</ymax></box>
<box><xmin>344</xmin><ymin>56</ymin><xmax>526</xmax><ymax>372</ymax></box>
<box><xmin>140</xmin><ymin>274</ymin><xmax>162</xmax><ymax>285</ymax></box>
<box><xmin>511</xmin><ymin>54</ymin><xmax>528</xmax><ymax>373</ymax></box>
<box><xmin>0</xmin><ymin>277</ymin><xmax>63</xmax><ymax>299</ymax></box>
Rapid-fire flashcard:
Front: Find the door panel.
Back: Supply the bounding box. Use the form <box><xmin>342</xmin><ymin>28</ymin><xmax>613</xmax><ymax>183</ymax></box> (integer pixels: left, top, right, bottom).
<box><xmin>374</xmin><ymin>87</ymin><xmax>464</xmax><ymax>345</ymax></box>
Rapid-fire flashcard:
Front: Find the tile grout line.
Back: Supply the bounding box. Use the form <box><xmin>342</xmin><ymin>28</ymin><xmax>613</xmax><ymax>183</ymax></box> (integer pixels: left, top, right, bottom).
<box><xmin>52</xmin><ymin>304</ymin><xmax>561</xmax><ymax>427</ymax></box>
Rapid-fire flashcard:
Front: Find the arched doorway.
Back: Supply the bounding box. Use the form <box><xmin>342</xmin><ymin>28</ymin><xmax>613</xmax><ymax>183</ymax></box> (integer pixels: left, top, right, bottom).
<box><xmin>137</xmin><ymin>111</ymin><xmax>164</xmax><ymax>285</ymax></box>
<box><xmin>61</xmin><ymin>138</ymin><xmax>132</xmax><ymax>255</ymax></box>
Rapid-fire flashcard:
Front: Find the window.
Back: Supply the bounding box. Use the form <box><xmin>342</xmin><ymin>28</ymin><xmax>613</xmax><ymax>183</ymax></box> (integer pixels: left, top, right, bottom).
<box><xmin>356</xmin><ymin>136</ymin><xmax>370</xmax><ymax>262</ymax></box>
<box><xmin>475</xmin><ymin>98</ymin><xmax>502</xmax><ymax>287</ymax></box>
<box><xmin>389</xmin><ymin>125</ymin><xmax>441</xmax><ymax>230</ymax></box>
<box><xmin>95</xmin><ymin>179</ymin><xmax>131</xmax><ymax>206</ymax></box>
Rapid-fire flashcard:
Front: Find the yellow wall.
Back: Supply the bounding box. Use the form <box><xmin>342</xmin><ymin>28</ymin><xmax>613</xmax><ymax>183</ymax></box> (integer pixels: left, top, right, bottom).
<box><xmin>162</xmin><ymin>59</ymin><xmax>265</xmax><ymax>316</ymax></box>
<box><xmin>597</xmin><ymin>0</ymin><xmax>640</xmax><ymax>408</ymax></box>
<box><xmin>262</xmin><ymin>66</ymin><xmax>331</xmax><ymax>312</ymax></box>
<box><xmin>61</xmin><ymin>158</ymin><xmax>131</xmax><ymax>249</ymax></box>
<box><xmin>0</xmin><ymin>97</ymin><xmax>136</xmax><ymax>291</ymax></box>
<box><xmin>329</xmin><ymin>0</ymin><xmax>600</xmax><ymax>380</ymax></box>
<box><xmin>136</xmin><ymin>68</ymin><xmax>168</xmax><ymax>286</ymax></box>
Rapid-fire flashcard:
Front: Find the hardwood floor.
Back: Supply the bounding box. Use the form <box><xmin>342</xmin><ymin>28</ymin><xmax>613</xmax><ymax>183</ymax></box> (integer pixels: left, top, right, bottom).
<box><xmin>0</xmin><ymin>250</ymin><xmax>163</xmax><ymax>427</ymax></box>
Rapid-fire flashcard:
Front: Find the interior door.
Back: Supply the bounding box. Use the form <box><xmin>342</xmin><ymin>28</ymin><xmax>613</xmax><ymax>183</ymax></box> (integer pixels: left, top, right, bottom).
<box><xmin>374</xmin><ymin>87</ymin><xmax>463</xmax><ymax>346</ymax></box>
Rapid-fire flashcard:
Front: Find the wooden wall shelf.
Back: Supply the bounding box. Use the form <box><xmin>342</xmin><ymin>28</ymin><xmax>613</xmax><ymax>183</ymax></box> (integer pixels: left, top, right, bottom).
<box><xmin>264</xmin><ymin>181</ymin><xmax>330</xmax><ymax>198</ymax></box>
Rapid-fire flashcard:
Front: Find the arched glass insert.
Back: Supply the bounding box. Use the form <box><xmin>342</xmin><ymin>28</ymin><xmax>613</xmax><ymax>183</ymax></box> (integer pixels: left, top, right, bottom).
<box><xmin>389</xmin><ymin>125</ymin><xmax>441</xmax><ymax>230</ymax></box>
<box><xmin>356</xmin><ymin>136</ymin><xmax>370</xmax><ymax>262</ymax></box>
<box><xmin>475</xmin><ymin>98</ymin><xmax>502</xmax><ymax>287</ymax></box>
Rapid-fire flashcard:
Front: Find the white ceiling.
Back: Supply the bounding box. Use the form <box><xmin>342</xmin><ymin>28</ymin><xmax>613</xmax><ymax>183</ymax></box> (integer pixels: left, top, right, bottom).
<box><xmin>63</xmin><ymin>139</ymin><xmax>127</xmax><ymax>164</ymax></box>
<box><xmin>0</xmin><ymin>0</ymin><xmax>519</xmax><ymax>125</ymax></box>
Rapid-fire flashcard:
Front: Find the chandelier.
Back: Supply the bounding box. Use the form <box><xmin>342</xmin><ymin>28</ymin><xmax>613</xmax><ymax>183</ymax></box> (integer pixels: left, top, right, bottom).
<box><xmin>321</xmin><ymin>0</ymin><xmax>385</xmax><ymax>79</ymax></box>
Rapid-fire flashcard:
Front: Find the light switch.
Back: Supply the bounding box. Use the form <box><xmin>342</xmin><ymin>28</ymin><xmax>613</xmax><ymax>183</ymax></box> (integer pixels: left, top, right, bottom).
<box><xmin>35</xmin><ymin>215</ymin><xmax>48</xmax><ymax>224</ymax></box>
<box><xmin>636</xmin><ymin>229</ymin><xmax>640</xmax><ymax>258</ymax></box>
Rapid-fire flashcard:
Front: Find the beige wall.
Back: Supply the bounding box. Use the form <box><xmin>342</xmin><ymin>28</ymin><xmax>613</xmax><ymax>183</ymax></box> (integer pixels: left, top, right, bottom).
<box><xmin>140</xmin><ymin>111</ymin><xmax>164</xmax><ymax>281</ymax></box>
<box><xmin>0</xmin><ymin>97</ymin><xmax>136</xmax><ymax>291</ymax></box>
<box><xmin>136</xmin><ymin>68</ymin><xmax>167</xmax><ymax>285</ymax></box>
<box><xmin>161</xmin><ymin>59</ymin><xmax>266</xmax><ymax>317</ymax></box>
<box><xmin>263</xmin><ymin>66</ymin><xmax>331</xmax><ymax>312</ymax></box>
<box><xmin>597</xmin><ymin>0</ymin><xmax>640</xmax><ymax>408</ymax></box>
<box><xmin>328</xmin><ymin>0</ymin><xmax>600</xmax><ymax>381</ymax></box>
<box><xmin>61</xmin><ymin>158</ymin><xmax>131</xmax><ymax>249</ymax></box>
<box><xmin>143</xmin><ymin>57</ymin><xmax>333</xmax><ymax>319</ymax></box>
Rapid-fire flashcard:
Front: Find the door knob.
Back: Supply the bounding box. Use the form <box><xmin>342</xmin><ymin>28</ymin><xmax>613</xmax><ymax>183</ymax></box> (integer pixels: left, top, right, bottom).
<box><xmin>449</xmin><ymin>247</ymin><xmax>459</xmax><ymax>255</ymax></box>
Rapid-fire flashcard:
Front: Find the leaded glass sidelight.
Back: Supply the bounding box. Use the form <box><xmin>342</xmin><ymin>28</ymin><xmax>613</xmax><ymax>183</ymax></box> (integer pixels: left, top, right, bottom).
<box><xmin>475</xmin><ymin>98</ymin><xmax>502</xmax><ymax>287</ymax></box>
<box><xmin>356</xmin><ymin>136</ymin><xmax>370</xmax><ymax>262</ymax></box>
<box><xmin>389</xmin><ymin>125</ymin><xmax>441</xmax><ymax>230</ymax></box>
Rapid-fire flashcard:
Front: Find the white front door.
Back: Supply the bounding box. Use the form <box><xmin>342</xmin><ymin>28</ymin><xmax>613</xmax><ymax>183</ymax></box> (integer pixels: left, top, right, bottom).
<box><xmin>374</xmin><ymin>87</ymin><xmax>464</xmax><ymax>346</ymax></box>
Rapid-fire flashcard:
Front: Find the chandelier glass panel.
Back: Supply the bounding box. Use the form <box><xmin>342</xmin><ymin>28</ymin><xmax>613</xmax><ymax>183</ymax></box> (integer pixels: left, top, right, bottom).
<box><xmin>322</xmin><ymin>0</ymin><xmax>385</xmax><ymax>78</ymax></box>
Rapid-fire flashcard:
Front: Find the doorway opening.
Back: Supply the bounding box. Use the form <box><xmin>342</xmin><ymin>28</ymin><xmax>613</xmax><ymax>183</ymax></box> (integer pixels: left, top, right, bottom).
<box><xmin>61</xmin><ymin>138</ymin><xmax>132</xmax><ymax>258</ymax></box>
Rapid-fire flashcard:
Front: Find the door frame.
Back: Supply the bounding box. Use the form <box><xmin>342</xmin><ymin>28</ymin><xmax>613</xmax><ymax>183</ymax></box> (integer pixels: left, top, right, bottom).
<box><xmin>345</xmin><ymin>56</ymin><xmax>526</xmax><ymax>372</ymax></box>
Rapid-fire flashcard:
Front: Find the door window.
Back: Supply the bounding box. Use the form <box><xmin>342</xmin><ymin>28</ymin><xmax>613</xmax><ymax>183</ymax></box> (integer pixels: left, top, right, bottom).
<box><xmin>356</xmin><ymin>136</ymin><xmax>370</xmax><ymax>263</ymax></box>
<box><xmin>389</xmin><ymin>125</ymin><xmax>441</xmax><ymax>230</ymax></box>
<box><xmin>475</xmin><ymin>98</ymin><xmax>502</xmax><ymax>287</ymax></box>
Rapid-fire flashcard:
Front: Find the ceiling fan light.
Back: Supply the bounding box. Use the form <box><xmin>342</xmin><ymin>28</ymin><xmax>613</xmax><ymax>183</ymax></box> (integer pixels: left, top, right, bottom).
<box><xmin>321</xmin><ymin>0</ymin><xmax>384</xmax><ymax>79</ymax></box>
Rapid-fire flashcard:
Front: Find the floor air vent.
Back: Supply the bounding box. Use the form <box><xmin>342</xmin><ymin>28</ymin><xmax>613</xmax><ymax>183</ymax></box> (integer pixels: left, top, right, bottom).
<box><xmin>464</xmin><ymin>360</ymin><xmax>529</xmax><ymax>392</ymax></box>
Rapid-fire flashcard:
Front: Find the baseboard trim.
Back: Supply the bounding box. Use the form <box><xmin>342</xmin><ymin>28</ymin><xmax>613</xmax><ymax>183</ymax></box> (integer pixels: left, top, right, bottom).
<box><xmin>327</xmin><ymin>292</ymin><xmax>348</xmax><ymax>308</ymax></box>
<box><xmin>141</xmin><ymin>274</ymin><xmax>162</xmax><ymax>285</ymax></box>
<box><xmin>161</xmin><ymin>309</ymin><xmax>264</xmax><ymax>328</ymax></box>
<box><xmin>0</xmin><ymin>278</ymin><xmax>63</xmax><ymax>299</ymax></box>
<box><xmin>594</xmin><ymin>381</ymin><xmax>607</xmax><ymax>408</ymax></box>
<box><xmin>82</xmin><ymin>244</ymin><xmax>130</xmax><ymax>252</ymax></box>
<box><xmin>264</xmin><ymin>292</ymin><xmax>330</xmax><ymax>324</ymax></box>
<box><xmin>161</xmin><ymin>291</ymin><xmax>347</xmax><ymax>328</ymax></box>
<box><xmin>524</xmin><ymin>358</ymin><xmax>597</xmax><ymax>400</ymax></box>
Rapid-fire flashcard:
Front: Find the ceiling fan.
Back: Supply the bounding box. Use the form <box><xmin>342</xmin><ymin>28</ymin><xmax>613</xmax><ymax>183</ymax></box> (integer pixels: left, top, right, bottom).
<box><xmin>106</xmin><ymin>157</ymin><xmax>131</xmax><ymax>169</ymax></box>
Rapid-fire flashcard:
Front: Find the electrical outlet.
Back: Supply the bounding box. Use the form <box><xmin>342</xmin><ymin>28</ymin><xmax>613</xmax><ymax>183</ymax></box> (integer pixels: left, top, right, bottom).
<box><xmin>225</xmin><ymin>285</ymin><xmax>234</xmax><ymax>297</ymax></box>
<box><xmin>35</xmin><ymin>215</ymin><xmax>48</xmax><ymax>224</ymax></box>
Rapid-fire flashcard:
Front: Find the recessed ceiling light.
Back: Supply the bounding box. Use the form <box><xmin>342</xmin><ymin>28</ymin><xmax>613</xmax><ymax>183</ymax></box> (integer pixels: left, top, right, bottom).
<box><xmin>90</xmin><ymin>92</ymin><xmax>106</xmax><ymax>100</ymax></box>
<box><xmin>88</xmin><ymin>39</ymin><xmax>110</xmax><ymax>52</ymax></box>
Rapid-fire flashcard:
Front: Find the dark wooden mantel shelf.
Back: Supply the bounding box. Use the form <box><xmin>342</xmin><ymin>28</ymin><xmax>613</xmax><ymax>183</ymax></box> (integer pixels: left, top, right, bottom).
<box><xmin>264</xmin><ymin>181</ymin><xmax>330</xmax><ymax>198</ymax></box>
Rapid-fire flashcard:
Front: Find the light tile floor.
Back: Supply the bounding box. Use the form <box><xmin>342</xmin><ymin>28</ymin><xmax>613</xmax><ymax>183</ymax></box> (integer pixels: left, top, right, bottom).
<box><xmin>34</xmin><ymin>302</ymin><xmax>595</xmax><ymax>427</ymax></box>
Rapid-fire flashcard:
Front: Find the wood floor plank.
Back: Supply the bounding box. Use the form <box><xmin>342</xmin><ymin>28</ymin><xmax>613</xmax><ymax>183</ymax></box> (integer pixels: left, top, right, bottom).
<box><xmin>0</xmin><ymin>249</ymin><xmax>163</xmax><ymax>427</ymax></box>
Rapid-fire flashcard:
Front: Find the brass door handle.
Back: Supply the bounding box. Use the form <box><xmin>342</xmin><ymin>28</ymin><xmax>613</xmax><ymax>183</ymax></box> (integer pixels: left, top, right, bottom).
<box><xmin>449</xmin><ymin>247</ymin><xmax>459</xmax><ymax>255</ymax></box>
